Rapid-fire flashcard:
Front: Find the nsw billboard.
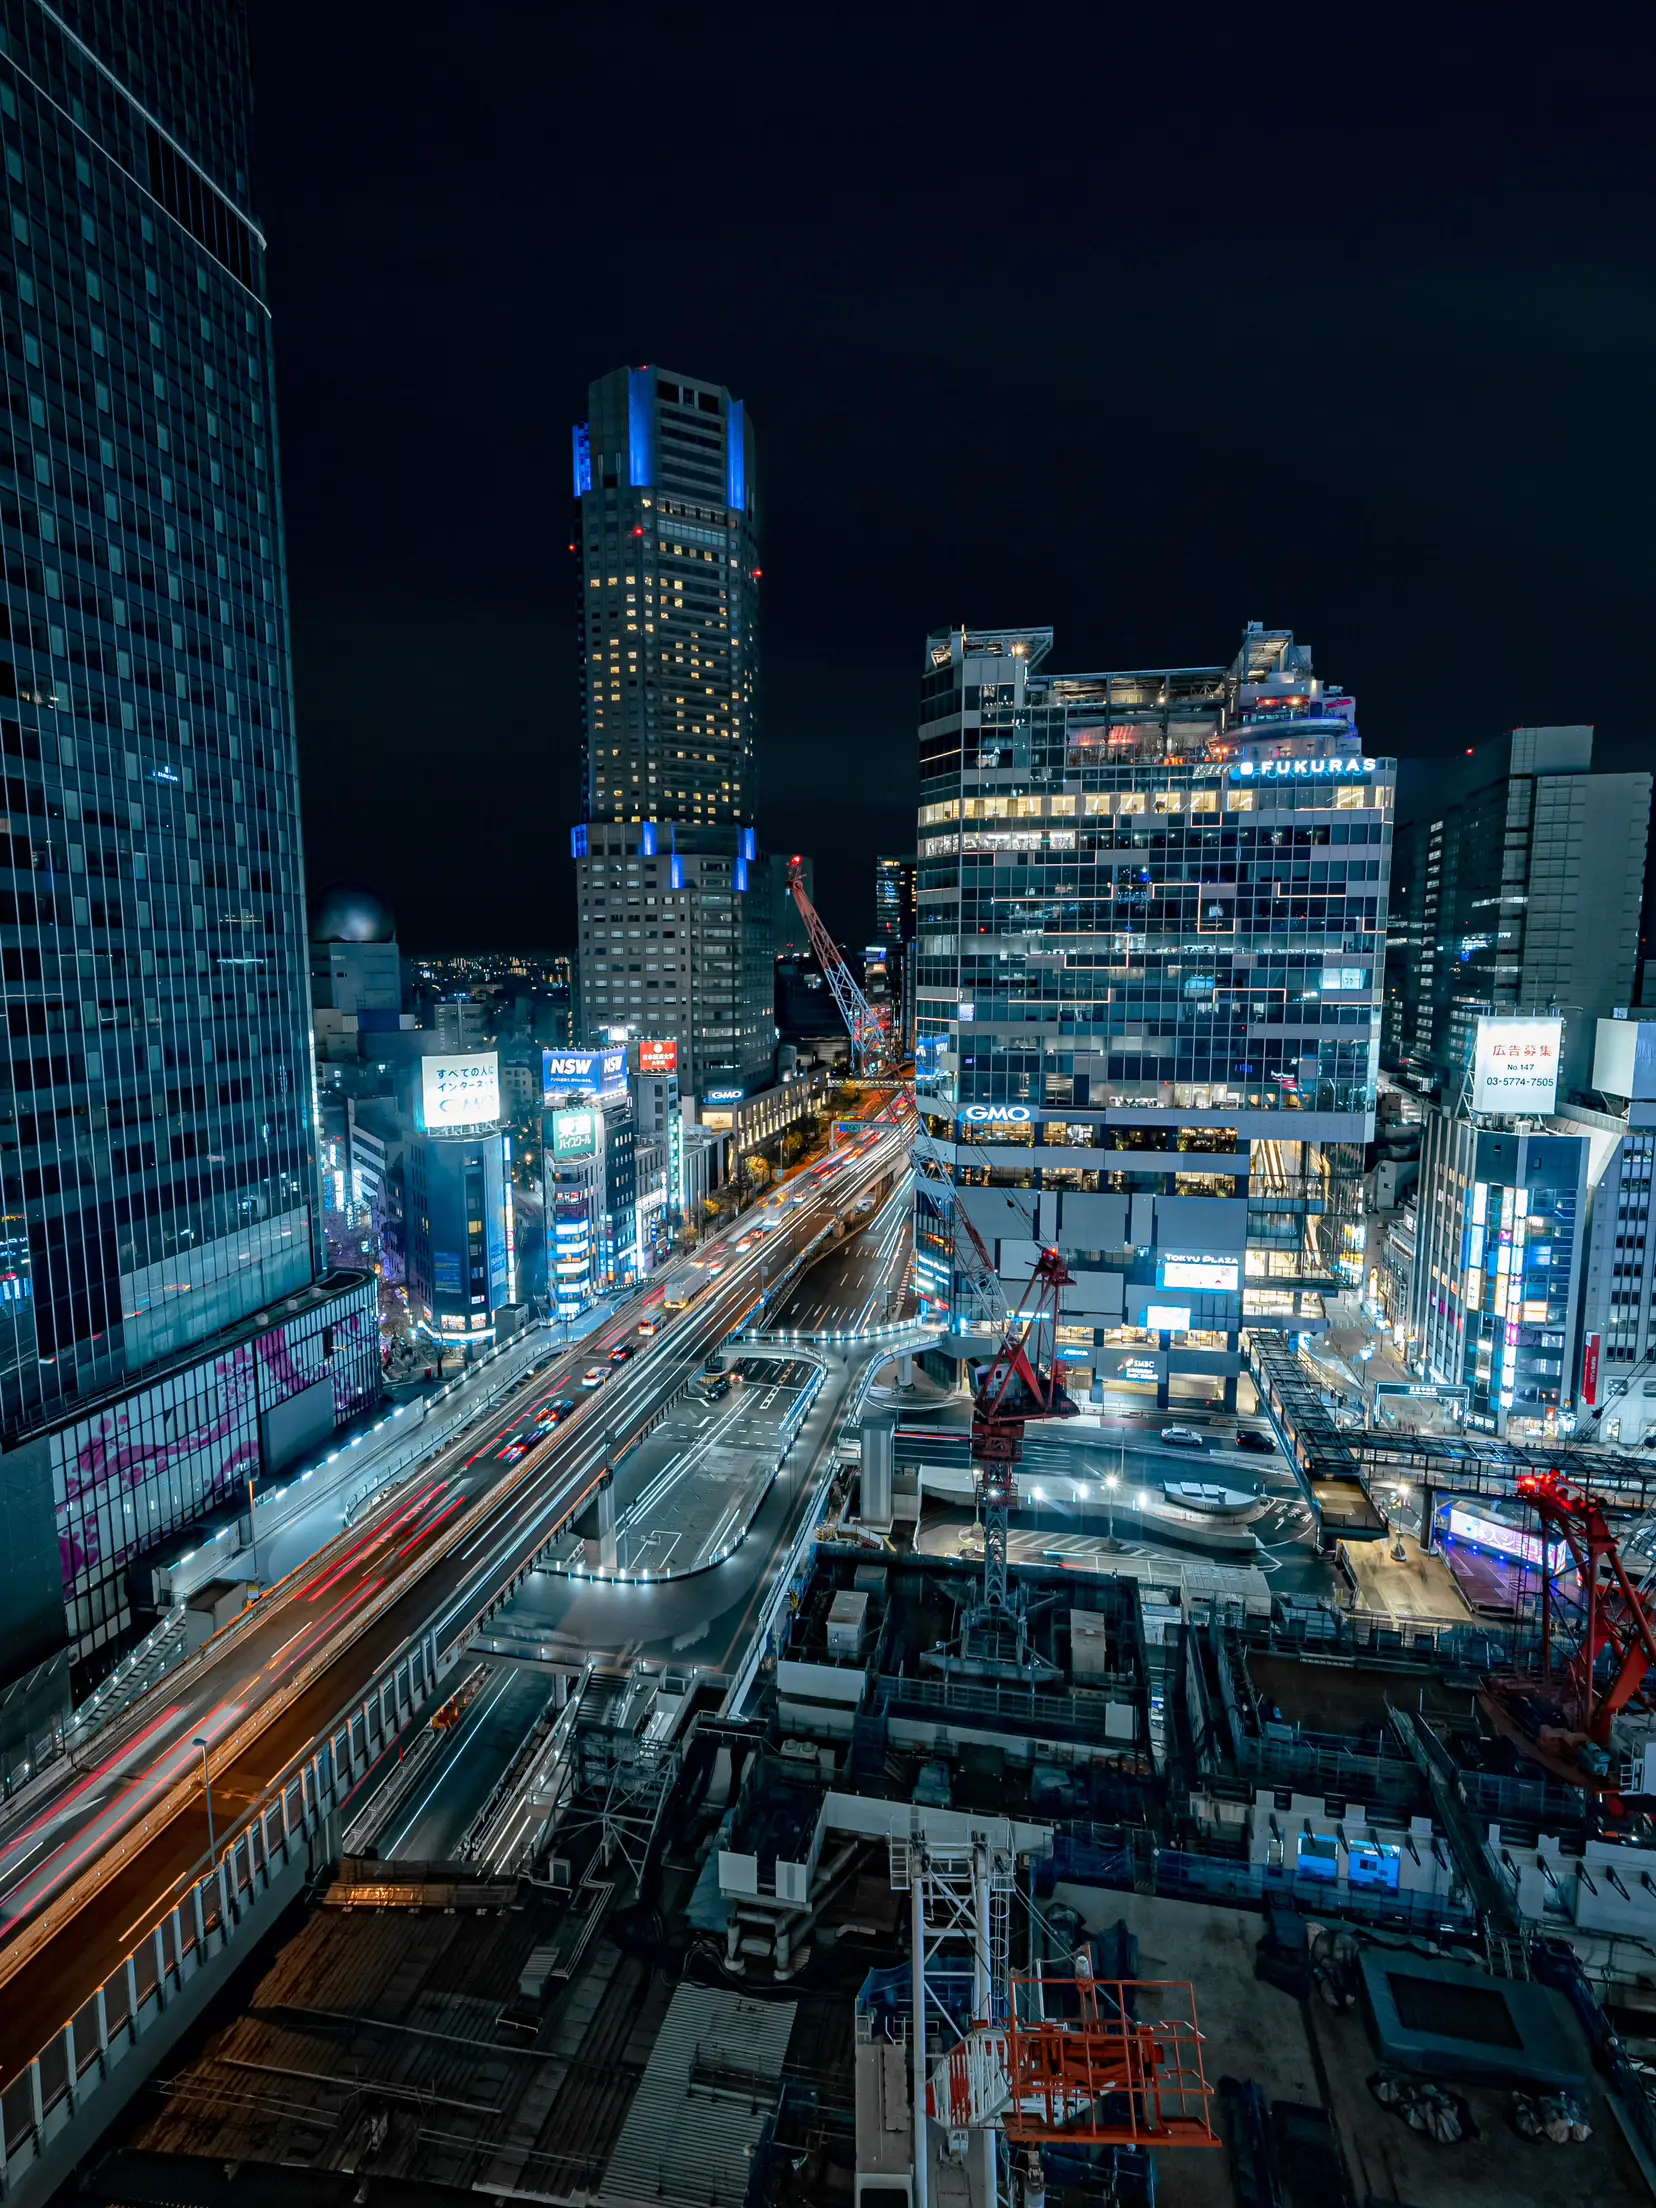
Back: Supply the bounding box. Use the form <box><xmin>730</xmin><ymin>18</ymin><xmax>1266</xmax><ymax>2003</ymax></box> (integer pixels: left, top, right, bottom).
<box><xmin>543</xmin><ymin>1046</ymin><xmax>626</xmax><ymax>1101</ymax></box>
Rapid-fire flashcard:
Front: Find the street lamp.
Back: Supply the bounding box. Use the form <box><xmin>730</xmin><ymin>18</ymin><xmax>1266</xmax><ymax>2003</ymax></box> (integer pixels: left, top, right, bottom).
<box><xmin>193</xmin><ymin>1735</ymin><xmax>215</xmax><ymax>1863</ymax></box>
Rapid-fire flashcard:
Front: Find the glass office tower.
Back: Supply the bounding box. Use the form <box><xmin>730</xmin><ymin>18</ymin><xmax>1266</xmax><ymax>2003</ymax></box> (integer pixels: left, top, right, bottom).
<box><xmin>570</xmin><ymin>366</ymin><xmax>772</xmax><ymax>1093</ymax></box>
<box><xmin>0</xmin><ymin>0</ymin><xmax>376</xmax><ymax>1707</ymax></box>
<box><xmin>914</xmin><ymin>623</ymin><xmax>1393</xmax><ymax>1410</ymax></box>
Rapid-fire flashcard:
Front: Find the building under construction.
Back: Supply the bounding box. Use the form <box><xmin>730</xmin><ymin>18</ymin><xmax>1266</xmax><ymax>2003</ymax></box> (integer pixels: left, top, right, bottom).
<box><xmin>89</xmin><ymin>1421</ymin><xmax>1656</xmax><ymax>2208</ymax></box>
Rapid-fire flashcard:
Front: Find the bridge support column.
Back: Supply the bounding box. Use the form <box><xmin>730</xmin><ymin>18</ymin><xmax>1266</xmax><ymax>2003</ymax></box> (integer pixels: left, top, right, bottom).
<box><xmin>1419</xmin><ymin>1482</ymin><xmax>1436</xmax><ymax>1553</ymax></box>
<box><xmin>584</xmin><ymin>1477</ymin><xmax>618</xmax><ymax>1573</ymax></box>
<box><xmin>859</xmin><ymin>1413</ymin><xmax>895</xmax><ymax>1530</ymax></box>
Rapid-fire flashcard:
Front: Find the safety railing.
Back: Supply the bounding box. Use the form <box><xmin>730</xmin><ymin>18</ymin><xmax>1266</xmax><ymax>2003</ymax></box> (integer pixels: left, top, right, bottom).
<box><xmin>0</xmin><ymin>1630</ymin><xmax>438</xmax><ymax>2195</ymax></box>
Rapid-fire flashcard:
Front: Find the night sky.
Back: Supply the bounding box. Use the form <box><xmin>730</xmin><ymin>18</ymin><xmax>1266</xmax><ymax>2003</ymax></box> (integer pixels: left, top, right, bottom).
<box><xmin>249</xmin><ymin>4</ymin><xmax>1656</xmax><ymax>953</ymax></box>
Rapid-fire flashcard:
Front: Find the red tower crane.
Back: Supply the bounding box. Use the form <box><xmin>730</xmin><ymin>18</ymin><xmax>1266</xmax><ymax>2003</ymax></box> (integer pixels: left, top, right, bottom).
<box><xmin>787</xmin><ymin>858</ymin><xmax>892</xmax><ymax>1074</ymax></box>
<box><xmin>1525</xmin><ymin>1471</ymin><xmax>1656</xmax><ymax>1744</ymax></box>
<box><xmin>1483</xmin><ymin>1470</ymin><xmax>1656</xmax><ymax>1790</ymax></box>
<box><xmin>968</xmin><ymin>1247</ymin><xmax>1079</xmax><ymax>1615</ymax></box>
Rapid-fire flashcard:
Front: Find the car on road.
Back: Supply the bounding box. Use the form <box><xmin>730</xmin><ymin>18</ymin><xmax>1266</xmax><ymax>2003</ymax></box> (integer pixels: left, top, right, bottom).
<box><xmin>582</xmin><ymin>1365</ymin><xmax>610</xmax><ymax>1388</ymax></box>
<box><xmin>500</xmin><ymin>1432</ymin><xmax>532</xmax><ymax>1464</ymax></box>
<box><xmin>1234</xmin><ymin>1427</ymin><xmax>1276</xmax><ymax>1455</ymax></box>
<box><xmin>700</xmin><ymin>1371</ymin><xmax>732</xmax><ymax>1402</ymax></box>
<box><xmin>609</xmin><ymin>1342</ymin><xmax>634</xmax><ymax>1364</ymax></box>
<box><xmin>637</xmin><ymin>1318</ymin><xmax>659</xmax><ymax>1336</ymax></box>
<box><xmin>541</xmin><ymin>1400</ymin><xmax>576</xmax><ymax>1426</ymax></box>
<box><xmin>707</xmin><ymin>1261</ymin><xmax>724</xmax><ymax>1276</ymax></box>
<box><xmin>1160</xmin><ymin>1426</ymin><xmax>1206</xmax><ymax>1450</ymax></box>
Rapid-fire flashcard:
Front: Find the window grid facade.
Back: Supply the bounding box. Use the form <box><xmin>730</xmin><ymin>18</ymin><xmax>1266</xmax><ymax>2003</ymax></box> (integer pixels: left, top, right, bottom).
<box><xmin>570</xmin><ymin>366</ymin><xmax>771</xmax><ymax>1097</ymax></box>
<box><xmin>914</xmin><ymin>622</ymin><xmax>1391</xmax><ymax>1405</ymax></box>
<box><xmin>0</xmin><ymin>1</ymin><xmax>376</xmax><ymax>1678</ymax></box>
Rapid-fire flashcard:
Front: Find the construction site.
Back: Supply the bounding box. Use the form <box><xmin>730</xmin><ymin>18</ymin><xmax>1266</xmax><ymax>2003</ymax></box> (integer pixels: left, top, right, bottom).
<box><xmin>69</xmin><ymin>1098</ymin><xmax>1656</xmax><ymax>2208</ymax></box>
<box><xmin>39</xmin><ymin>885</ymin><xmax>1656</xmax><ymax>2208</ymax></box>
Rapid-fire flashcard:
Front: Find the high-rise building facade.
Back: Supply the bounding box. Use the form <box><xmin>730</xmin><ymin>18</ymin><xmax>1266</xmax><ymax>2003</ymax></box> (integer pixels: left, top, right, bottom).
<box><xmin>1385</xmin><ymin>727</ymin><xmax>1651</xmax><ymax>1106</ymax></box>
<box><xmin>0</xmin><ymin>0</ymin><xmax>376</xmax><ymax>1700</ymax></box>
<box><xmin>541</xmin><ymin>1045</ymin><xmax>635</xmax><ymax>1312</ymax></box>
<box><xmin>570</xmin><ymin>366</ymin><xmax>772</xmax><ymax>1091</ymax></box>
<box><xmin>874</xmin><ymin>852</ymin><xmax>917</xmax><ymax>1053</ymax></box>
<box><xmin>1409</xmin><ymin>1112</ymin><xmax>1592</xmax><ymax>1437</ymax></box>
<box><xmin>914</xmin><ymin>623</ymin><xmax>1392</xmax><ymax>1409</ymax></box>
<box><xmin>874</xmin><ymin>852</ymin><xmax>916</xmax><ymax>946</ymax></box>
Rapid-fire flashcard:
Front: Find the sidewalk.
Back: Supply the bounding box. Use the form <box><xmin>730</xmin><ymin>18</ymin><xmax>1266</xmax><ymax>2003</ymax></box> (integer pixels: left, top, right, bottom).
<box><xmin>1338</xmin><ymin>1532</ymin><xmax>1473</xmax><ymax>1623</ymax></box>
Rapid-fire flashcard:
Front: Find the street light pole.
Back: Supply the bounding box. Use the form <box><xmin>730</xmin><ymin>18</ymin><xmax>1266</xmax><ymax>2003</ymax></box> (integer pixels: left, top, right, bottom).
<box><xmin>193</xmin><ymin>1734</ymin><xmax>215</xmax><ymax>1862</ymax></box>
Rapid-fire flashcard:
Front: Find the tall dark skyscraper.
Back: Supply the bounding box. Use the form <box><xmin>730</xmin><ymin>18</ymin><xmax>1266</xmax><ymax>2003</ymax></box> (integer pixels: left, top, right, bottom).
<box><xmin>0</xmin><ymin>0</ymin><xmax>376</xmax><ymax>1709</ymax></box>
<box><xmin>570</xmin><ymin>366</ymin><xmax>772</xmax><ymax>1093</ymax></box>
<box><xmin>1384</xmin><ymin>726</ymin><xmax>1651</xmax><ymax>1106</ymax></box>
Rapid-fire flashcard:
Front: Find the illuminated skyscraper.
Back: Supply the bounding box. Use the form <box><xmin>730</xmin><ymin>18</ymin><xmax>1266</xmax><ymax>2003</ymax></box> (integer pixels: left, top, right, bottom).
<box><xmin>570</xmin><ymin>367</ymin><xmax>772</xmax><ymax>1093</ymax></box>
<box><xmin>0</xmin><ymin>0</ymin><xmax>376</xmax><ymax>1712</ymax></box>
<box><xmin>914</xmin><ymin>623</ymin><xmax>1393</xmax><ymax>1411</ymax></box>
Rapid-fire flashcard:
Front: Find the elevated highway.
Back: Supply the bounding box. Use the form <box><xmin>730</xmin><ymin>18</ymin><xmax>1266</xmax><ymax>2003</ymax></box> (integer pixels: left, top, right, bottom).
<box><xmin>0</xmin><ymin>1114</ymin><xmax>910</xmax><ymax>2117</ymax></box>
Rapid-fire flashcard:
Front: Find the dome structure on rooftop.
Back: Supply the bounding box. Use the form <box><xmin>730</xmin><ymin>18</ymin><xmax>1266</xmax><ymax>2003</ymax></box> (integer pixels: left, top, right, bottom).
<box><xmin>310</xmin><ymin>884</ymin><xmax>397</xmax><ymax>945</ymax></box>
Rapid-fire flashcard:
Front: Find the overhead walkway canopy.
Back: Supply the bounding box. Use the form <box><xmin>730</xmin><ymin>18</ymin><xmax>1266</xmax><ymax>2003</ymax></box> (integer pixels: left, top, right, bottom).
<box><xmin>1245</xmin><ymin>1330</ymin><xmax>1656</xmax><ymax>1525</ymax></box>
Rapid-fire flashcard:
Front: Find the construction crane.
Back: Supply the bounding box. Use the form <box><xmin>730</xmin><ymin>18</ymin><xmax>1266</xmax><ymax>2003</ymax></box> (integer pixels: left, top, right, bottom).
<box><xmin>1482</xmin><ymin>1469</ymin><xmax>1656</xmax><ymax>1791</ymax></box>
<box><xmin>787</xmin><ymin>857</ymin><xmax>893</xmax><ymax>1075</ymax></box>
<box><xmin>895</xmin><ymin>1836</ymin><xmax>1216</xmax><ymax>2208</ymax></box>
<box><xmin>931</xmin><ymin>1972</ymin><xmax>1218</xmax><ymax>2150</ymax></box>
<box><xmin>910</xmin><ymin>1117</ymin><xmax>1076</xmax><ymax>1658</ymax></box>
<box><xmin>968</xmin><ymin>1246</ymin><xmax>1079</xmax><ymax>1620</ymax></box>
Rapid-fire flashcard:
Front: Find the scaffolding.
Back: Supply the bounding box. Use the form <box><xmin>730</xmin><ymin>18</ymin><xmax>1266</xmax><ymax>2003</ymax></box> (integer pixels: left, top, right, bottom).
<box><xmin>889</xmin><ymin>1834</ymin><xmax>1218</xmax><ymax>2208</ymax></box>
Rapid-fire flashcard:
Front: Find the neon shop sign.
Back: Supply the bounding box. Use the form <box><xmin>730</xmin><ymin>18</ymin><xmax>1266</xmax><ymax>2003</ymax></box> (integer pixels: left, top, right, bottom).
<box><xmin>1229</xmin><ymin>757</ymin><xmax>1373</xmax><ymax>781</ymax></box>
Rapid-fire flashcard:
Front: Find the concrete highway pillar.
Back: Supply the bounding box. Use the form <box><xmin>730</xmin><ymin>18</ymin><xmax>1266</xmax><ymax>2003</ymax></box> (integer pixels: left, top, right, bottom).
<box><xmin>860</xmin><ymin>1413</ymin><xmax>896</xmax><ymax>1530</ymax></box>
<box><xmin>897</xmin><ymin>1353</ymin><xmax>913</xmax><ymax>1387</ymax></box>
<box><xmin>583</xmin><ymin>1477</ymin><xmax>618</xmax><ymax>1572</ymax></box>
<box><xmin>1419</xmin><ymin>1483</ymin><xmax>1436</xmax><ymax>1554</ymax></box>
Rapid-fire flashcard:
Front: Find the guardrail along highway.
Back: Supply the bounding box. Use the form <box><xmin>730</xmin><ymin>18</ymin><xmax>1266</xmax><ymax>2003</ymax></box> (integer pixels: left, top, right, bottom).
<box><xmin>0</xmin><ymin>1114</ymin><xmax>909</xmax><ymax>2092</ymax></box>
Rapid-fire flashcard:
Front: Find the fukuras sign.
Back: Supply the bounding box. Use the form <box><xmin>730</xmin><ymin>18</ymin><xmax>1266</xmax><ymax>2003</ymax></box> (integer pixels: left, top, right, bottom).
<box><xmin>1229</xmin><ymin>756</ymin><xmax>1373</xmax><ymax>780</ymax></box>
